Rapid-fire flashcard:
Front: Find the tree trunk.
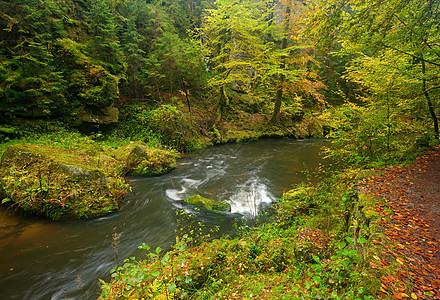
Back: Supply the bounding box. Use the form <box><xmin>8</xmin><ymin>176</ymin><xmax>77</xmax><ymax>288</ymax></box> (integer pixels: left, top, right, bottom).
<box><xmin>421</xmin><ymin>58</ymin><xmax>439</xmax><ymax>138</ymax></box>
<box><xmin>217</xmin><ymin>85</ymin><xmax>228</xmax><ymax>123</ymax></box>
<box><xmin>271</xmin><ymin>74</ymin><xmax>284</xmax><ymax>123</ymax></box>
<box><xmin>271</xmin><ymin>35</ymin><xmax>288</xmax><ymax>124</ymax></box>
<box><xmin>271</xmin><ymin>5</ymin><xmax>290</xmax><ymax>124</ymax></box>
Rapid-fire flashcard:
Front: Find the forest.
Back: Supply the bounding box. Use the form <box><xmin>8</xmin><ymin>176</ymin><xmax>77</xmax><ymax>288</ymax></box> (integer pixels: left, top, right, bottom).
<box><xmin>0</xmin><ymin>0</ymin><xmax>439</xmax><ymax>299</ymax></box>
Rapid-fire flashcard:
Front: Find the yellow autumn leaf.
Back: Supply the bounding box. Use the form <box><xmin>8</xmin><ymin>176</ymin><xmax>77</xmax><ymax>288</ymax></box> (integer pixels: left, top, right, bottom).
<box><xmin>411</xmin><ymin>292</ymin><xmax>417</xmax><ymax>299</ymax></box>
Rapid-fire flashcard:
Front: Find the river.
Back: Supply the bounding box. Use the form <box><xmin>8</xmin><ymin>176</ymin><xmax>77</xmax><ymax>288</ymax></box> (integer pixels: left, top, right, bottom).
<box><xmin>0</xmin><ymin>139</ymin><xmax>328</xmax><ymax>299</ymax></box>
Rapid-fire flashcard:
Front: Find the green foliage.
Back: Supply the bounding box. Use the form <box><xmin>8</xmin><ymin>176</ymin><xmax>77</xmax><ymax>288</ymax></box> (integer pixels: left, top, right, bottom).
<box><xmin>322</xmin><ymin>103</ymin><xmax>423</xmax><ymax>167</ymax></box>
<box><xmin>86</xmin><ymin>0</ymin><xmax>126</xmax><ymax>76</ymax></box>
<box><xmin>100</xmin><ymin>170</ymin><xmax>382</xmax><ymax>299</ymax></box>
<box><xmin>198</xmin><ymin>0</ymin><xmax>269</xmax><ymax>120</ymax></box>
<box><xmin>0</xmin><ymin>0</ymin><xmax>209</xmax><ymax>125</ymax></box>
<box><xmin>311</xmin><ymin>0</ymin><xmax>440</xmax><ymax>137</ymax></box>
<box><xmin>140</xmin><ymin>104</ymin><xmax>203</xmax><ymax>152</ymax></box>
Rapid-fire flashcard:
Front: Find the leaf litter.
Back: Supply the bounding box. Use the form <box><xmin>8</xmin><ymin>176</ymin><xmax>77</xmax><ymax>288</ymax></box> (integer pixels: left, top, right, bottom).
<box><xmin>358</xmin><ymin>146</ymin><xmax>440</xmax><ymax>299</ymax></box>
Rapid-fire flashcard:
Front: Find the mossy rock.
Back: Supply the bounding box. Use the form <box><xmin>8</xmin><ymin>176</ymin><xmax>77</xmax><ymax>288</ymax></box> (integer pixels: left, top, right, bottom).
<box><xmin>0</xmin><ymin>126</ymin><xmax>18</xmax><ymax>136</ymax></box>
<box><xmin>115</xmin><ymin>141</ymin><xmax>179</xmax><ymax>176</ymax></box>
<box><xmin>283</xmin><ymin>186</ymin><xmax>314</xmax><ymax>201</ymax></box>
<box><xmin>183</xmin><ymin>195</ymin><xmax>231</xmax><ymax>213</ymax></box>
<box><xmin>72</xmin><ymin>105</ymin><xmax>119</xmax><ymax>127</ymax></box>
<box><xmin>50</xmin><ymin>162</ymin><xmax>106</xmax><ymax>183</ymax></box>
<box><xmin>1</xmin><ymin>145</ymin><xmax>44</xmax><ymax>168</ymax></box>
<box><xmin>0</xmin><ymin>144</ymin><xmax>128</xmax><ymax>220</ymax></box>
<box><xmin>279</xmin><ymin>186</ymin><xmax>316</xmax><ymax>217</ymax></box>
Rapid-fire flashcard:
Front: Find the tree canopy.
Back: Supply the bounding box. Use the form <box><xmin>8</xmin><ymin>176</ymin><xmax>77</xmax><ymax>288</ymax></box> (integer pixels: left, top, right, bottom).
<box><xmin>0</xmin><ymin>0</ymin><xmax>438</xmax><ymax>146</ymax></box>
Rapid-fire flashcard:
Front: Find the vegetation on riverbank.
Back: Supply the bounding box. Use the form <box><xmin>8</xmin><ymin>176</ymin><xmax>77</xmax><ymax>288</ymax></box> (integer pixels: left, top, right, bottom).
<box><xmin>1</xmin><ymin>0</ymin><xmax>439</xmax><ymax>298</ymax></box>
<box><xmin>98</xmin><ymin>168</ymin><xmax>388</xmax><ymax>299</ymax></box>
<box><xmin>0</xmin><ymin>132</ymin><xmax>178</xmax><ymax>220</ymax></box>
<box><xmin>98</xmin><ymin>134</ymin><xmax>439</xmax><ymax>299</ymax></box>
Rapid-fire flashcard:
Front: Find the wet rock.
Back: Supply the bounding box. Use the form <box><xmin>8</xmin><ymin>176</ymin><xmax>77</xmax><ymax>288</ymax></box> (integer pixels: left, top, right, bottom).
<box><xmin>183</xmin><ymin>195</ymin><xmax>231</xmax><ymax>213</ymax></box>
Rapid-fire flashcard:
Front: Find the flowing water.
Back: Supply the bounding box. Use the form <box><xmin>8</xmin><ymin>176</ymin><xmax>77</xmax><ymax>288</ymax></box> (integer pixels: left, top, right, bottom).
<box><xmin>0</xmin><ymin>139</ymin><xmax>329</xmax><ymax>299</ymax></box>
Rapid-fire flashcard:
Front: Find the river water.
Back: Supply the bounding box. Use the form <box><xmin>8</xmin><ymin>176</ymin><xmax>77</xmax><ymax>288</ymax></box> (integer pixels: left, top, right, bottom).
<box><xmin>0</xmin><ymin>139</ymin><xmax>328</xmax><ymax>299</ymax></box>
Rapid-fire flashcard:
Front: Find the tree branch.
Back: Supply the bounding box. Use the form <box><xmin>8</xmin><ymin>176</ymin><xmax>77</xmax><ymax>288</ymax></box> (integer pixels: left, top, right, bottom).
<box><xmin>393</xmin><ymin>13</ymin><xmax>440</xmax><ymax>60</ymax></box>
<box><xmin>380</xmin><ymin>43</ymin><xmax>440</xmax><ymax>67</ymax></box>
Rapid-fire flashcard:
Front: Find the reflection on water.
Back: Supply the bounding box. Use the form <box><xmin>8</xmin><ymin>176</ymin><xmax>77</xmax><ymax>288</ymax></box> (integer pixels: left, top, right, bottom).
<box><xmin>0</xmin><ymin>138</ymin><xmax>328</xmax><ymax>299</ymax></box>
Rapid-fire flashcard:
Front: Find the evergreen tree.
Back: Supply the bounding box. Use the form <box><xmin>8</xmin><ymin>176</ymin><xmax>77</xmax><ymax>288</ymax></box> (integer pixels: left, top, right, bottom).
<box><xmin>0</xmin><ymin>0</ymin><xmax>66</xmax><ymax>120</ymax></box>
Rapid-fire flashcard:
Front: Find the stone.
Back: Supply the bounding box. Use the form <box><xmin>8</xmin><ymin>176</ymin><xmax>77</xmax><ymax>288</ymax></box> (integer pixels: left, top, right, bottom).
<box><xmin>281</xmin><ymin>186</ymin><xmax>316</xmax><ymax>215</ymax></box>
<box><xmin>183</xmin><ymin>195</ymin><xmax>231</xmax><ymax>213</ymax></box>
<box><xmin>50</xmin><ymin>162</ymin><xmax>106</xmax><ymax>183</ymax></box>
<box><xmin>118</xmin><ymin>142</ymin><xmax>178</xmax><ymax>176</ymax></box>
<box><xmin>72</xmin><ymin>105</ymin><xmax>119</xmax><ymax>127</ymax></box>
<box><xmin>0</xmin><ymin>143</ymin><xmax>125</xmax><ymax>220</ymax></box>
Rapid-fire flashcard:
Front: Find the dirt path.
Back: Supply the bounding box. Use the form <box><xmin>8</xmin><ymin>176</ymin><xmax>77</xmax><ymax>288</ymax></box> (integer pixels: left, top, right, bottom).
<box><xmin>358</xmin><ymin>146</ymin><xmax>440</xmax><ymax>299</ymax></box>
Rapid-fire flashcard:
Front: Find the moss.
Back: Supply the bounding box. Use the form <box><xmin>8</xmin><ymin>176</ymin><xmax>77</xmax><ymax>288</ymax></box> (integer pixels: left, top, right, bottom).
<box><xmin>0</xmin><ymin>137</ymin><xmax>181</xmax><ymax>220</ymax></box>
<box><xmin>0</xmin><ymin>143</ymin><xmax>127</xmax><ymax>220</ymax></box>
<box><xmin>183</xmin><ymin>195</ymin><xmax>231</xmax><ymax>213</ymax></box>
<box><xmin>278</xmin><ymin>186</ymin><xmax>316</xmax><ymax>219</ymax></box>
<box><xmin>114</xmin><ymin>141</ymin><xmax>179</xmax><ymax>176</ymax></box>
<box><xmin>0</xmin><ymin>126</ymin><xmax>18</xmax><ymax>135</ymax></box>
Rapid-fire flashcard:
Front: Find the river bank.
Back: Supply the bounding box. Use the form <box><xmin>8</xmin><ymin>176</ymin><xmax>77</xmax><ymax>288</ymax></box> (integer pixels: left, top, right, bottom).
<box><xmin>0</xmin><ymin>94</ymin><xmax>327</xmax><ymax>221</ymax></box>
<box><xmin>99</xmin><ymin>143</ymin><xmax>440</xmax><ymax>299</ymax></box>
<box><xmin>0</xmin><ymin>139</ymin><xmax>326</xmax><ymax>299</ymax></box>
<box><xmin>1</xmin><ymin>100</ymin><xmax>436</xmax><ymax>298</ymax></box>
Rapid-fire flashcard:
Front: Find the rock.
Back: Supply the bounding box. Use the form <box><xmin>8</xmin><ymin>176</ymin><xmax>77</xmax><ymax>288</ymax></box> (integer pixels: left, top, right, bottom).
<box><xmin>283</xmin><ymin>186</ymin><xmax>314</xmax><ymax>200</ymax></box>
<box><xmin>0</xmin><ymin>144</ymin><xmax>126</xmax><ymax>220</ymax></box>
<box><xmin>116</xmin><ymin>141</ymin><xmax>178</xmax><ymax>176</ymax></box>
<box><xmin>1</xmin><ymin>145</ymin><xmax>43</xmax><ymax>168</ymax></box>
<box><xmin>72</xmin><ymin>105</ymin><xmax>119</xmax><ymax>127</ymax></box>
<box><xmin>50</xmin><ymin>162</ymin><xmax>106</xmax><ymax>183</ymax></box>
<box><xmin>183</xmin><ymin>195</ymin><xmax>231</xmax><ymax>213</ymax></box>
<box><xmin>281</xmin><ymin>186</ymin><xmax>316</xmax><ymax>215</ymax></box>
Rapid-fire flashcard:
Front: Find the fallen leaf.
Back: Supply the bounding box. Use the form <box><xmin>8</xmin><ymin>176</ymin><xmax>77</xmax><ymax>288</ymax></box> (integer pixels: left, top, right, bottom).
<box><xmin>393</xmin><ymin>292</ymin><xmax>403</xmax><ymax>299</ymax></box>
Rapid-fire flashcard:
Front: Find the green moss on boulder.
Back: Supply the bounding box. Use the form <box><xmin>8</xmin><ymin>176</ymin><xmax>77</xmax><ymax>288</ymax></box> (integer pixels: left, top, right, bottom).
<box><xmin>0</xmin><ymin>139</ymin><xmax>180</xmax><ymax>220</ymax></box>
<box><xmin>277</xmin><ymin>186</ymin><xmax>316</xmax><ymax>220</ymax></box>
<box><xmin>183</xmin><ymin>195</ymin><xmax>231</xmax><ymax>213</ymax></box>
<box><xmin>115</xmin><ymin>141</ymin><xmax>179</xmax><ymax>176</ymax></box>
<box><xmin>0</xmin><ymin>144</ymin><xmax>127</xmax><ymax>220</ymax></box>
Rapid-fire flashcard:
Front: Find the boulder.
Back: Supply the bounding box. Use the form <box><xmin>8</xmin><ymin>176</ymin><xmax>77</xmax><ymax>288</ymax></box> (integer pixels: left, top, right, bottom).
<box><xmin>50</xmin><ymin>162</ymin><xmax>106</xmax><ymax>183</ymax></box>
<box><xmin>72</xmin><ymin>105</ymin><xmax>119</xmax><ymax>127</ymax></box>
<box><xmin>115</xmin><ymin>141</ymin><xmax>178</xmax><ymax>176</ymax></box>
<box><xmin>183</xmin><ymin>195</ymin><xmax>231</xmax><ymax>213</ymax></box>
<box><xmin>0</xmin><ymin>144</ymin><xmax>126</xmax><ymax>220</ymax></box>
<box><xmin>281</xmin><ymin>186</ymin><xmax>316</xmax><ymax>215</ymax></box>
<box><xmin>1</xmin><ymin>145</ymin><xmax>43</xmax><ymax>168</ymax></box>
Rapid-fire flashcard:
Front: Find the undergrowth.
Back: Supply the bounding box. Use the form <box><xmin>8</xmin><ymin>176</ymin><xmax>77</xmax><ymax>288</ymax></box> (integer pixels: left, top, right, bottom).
<box><xmin>99</xmin><ymin>169</ymin><xmax>386</xmax><ymax>299</ymax></box>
